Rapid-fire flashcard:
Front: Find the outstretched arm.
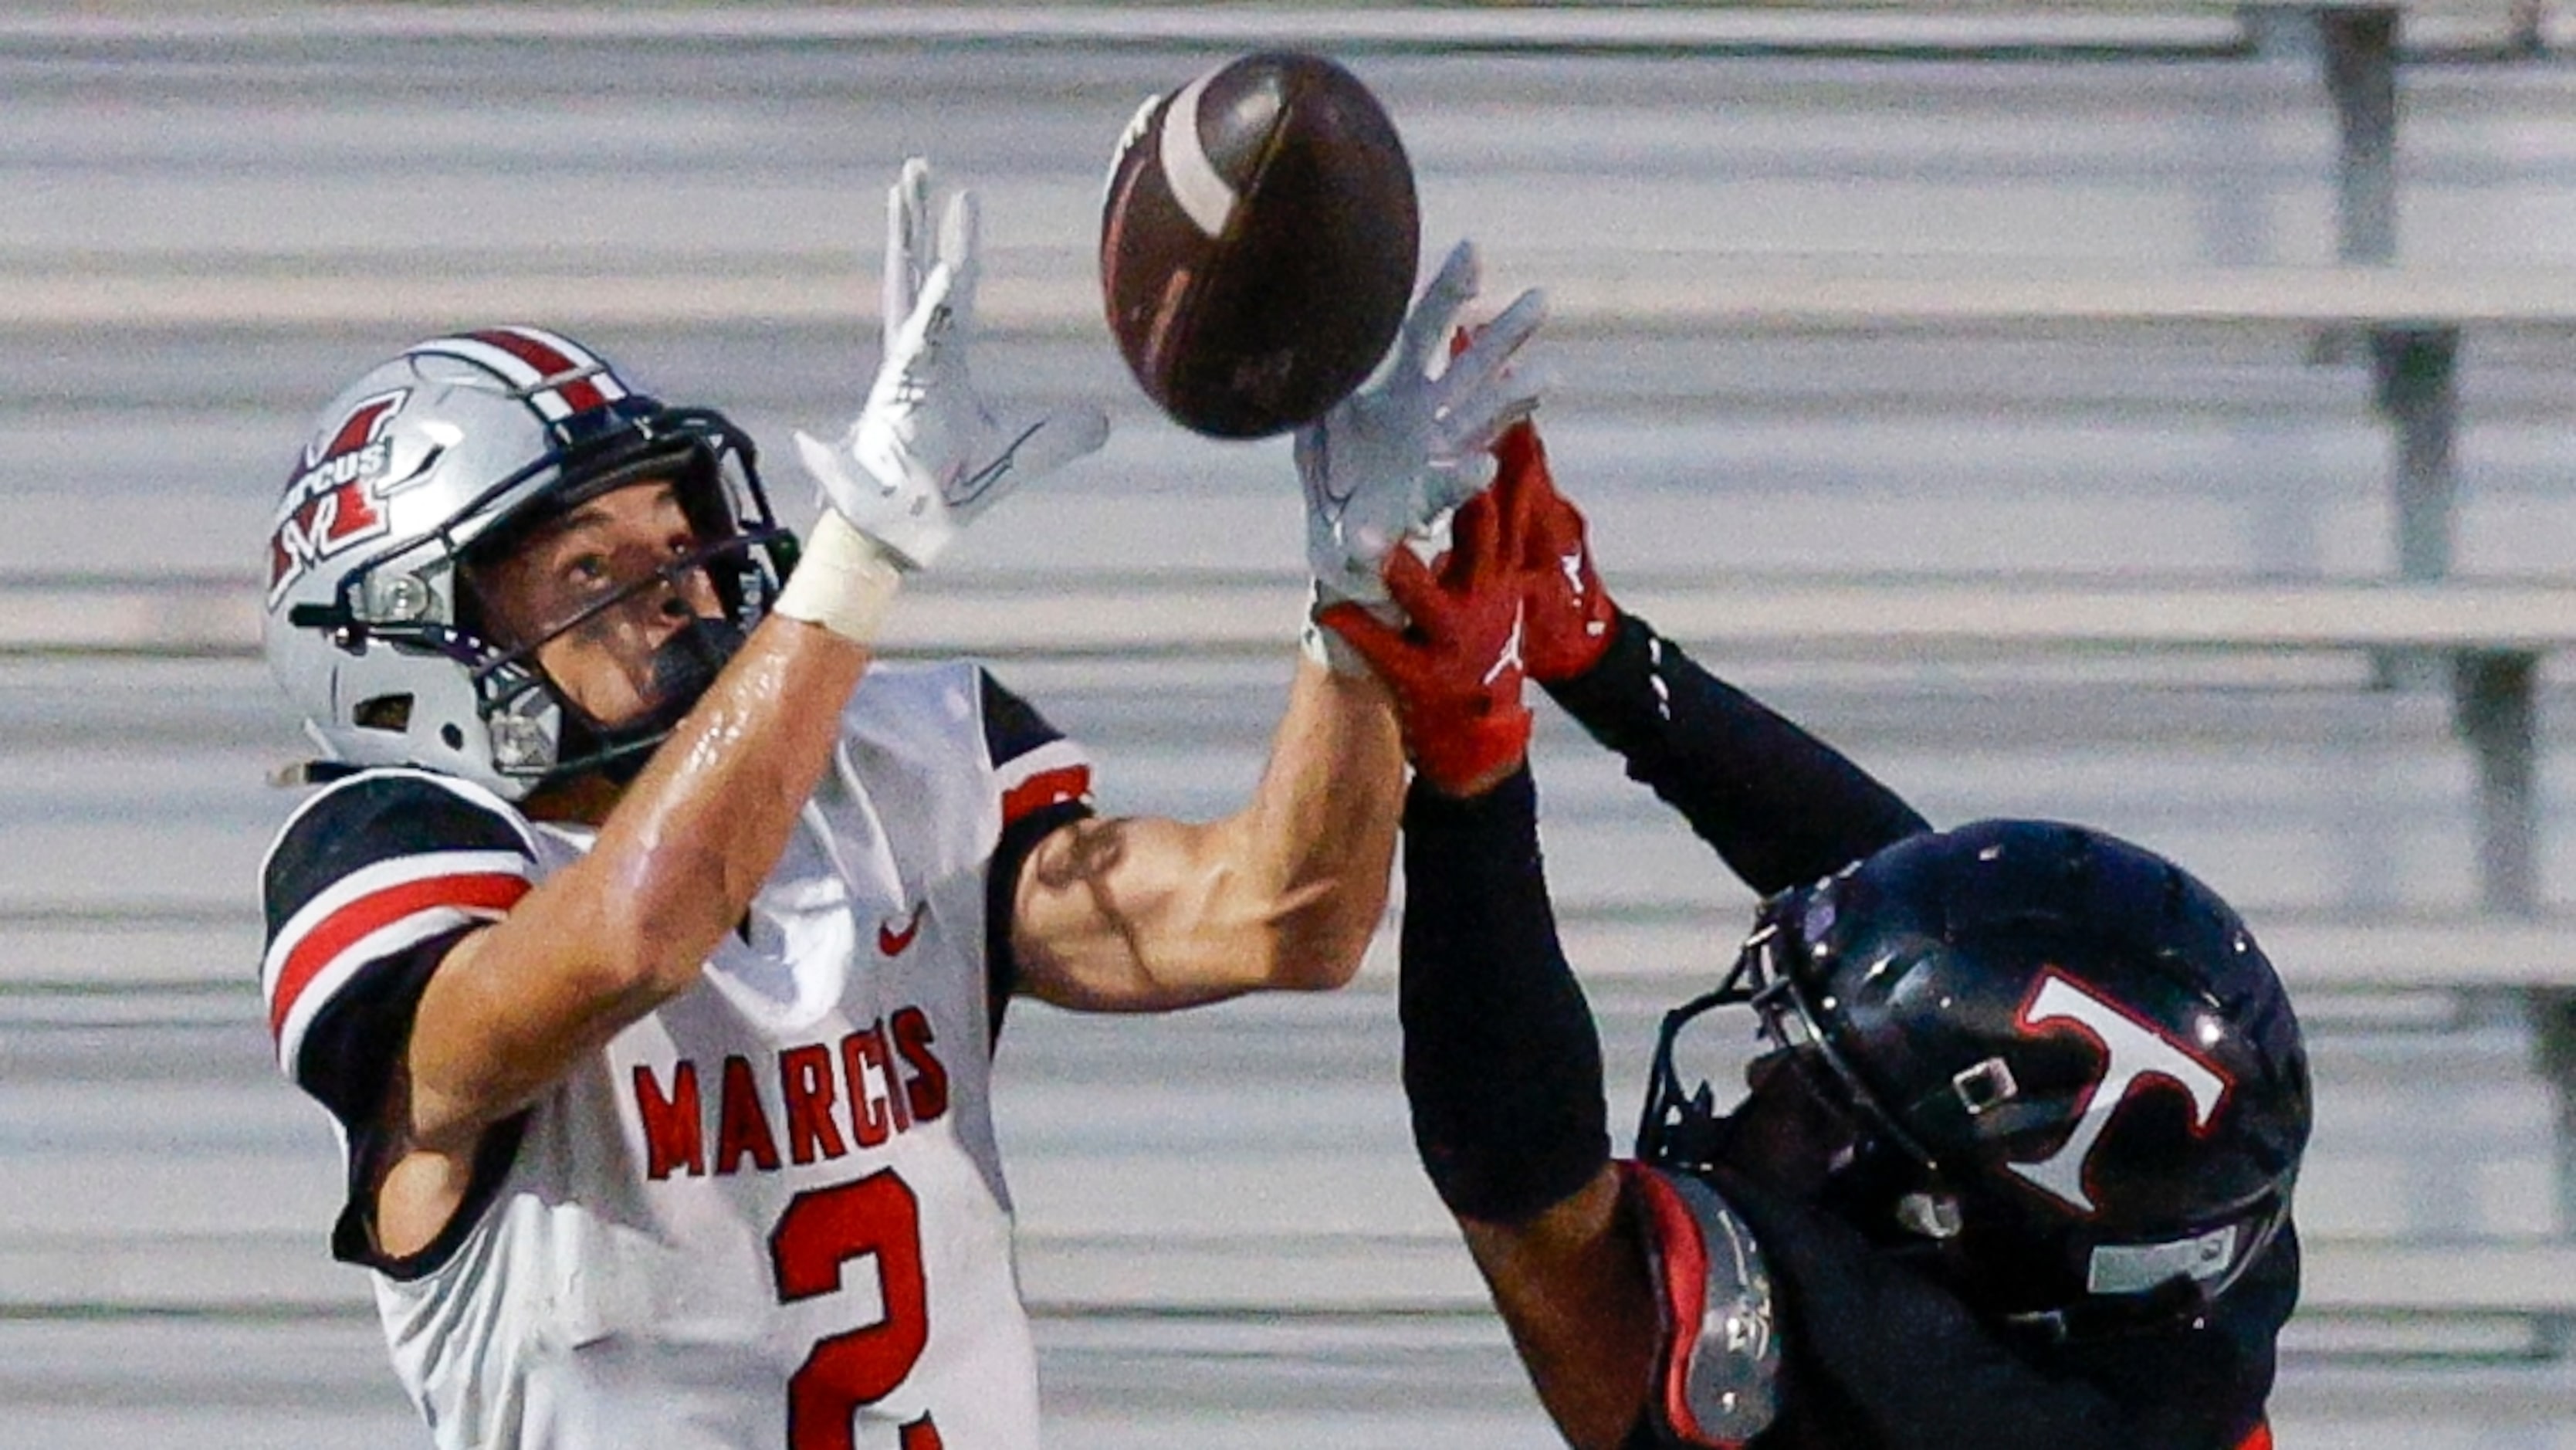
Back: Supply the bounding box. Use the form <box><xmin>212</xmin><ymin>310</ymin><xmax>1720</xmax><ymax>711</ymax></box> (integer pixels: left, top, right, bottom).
<box><xmin>1007</xmin><ymin>657</ymin><xmax>1403</xmax><ymax>1008</ymax></box>
<box><xmin>1329</xmin><ymin>432</ymin><xmax>2260</xmax><ymax>1450</ymax></box>
<box><xmin>1499</xmin><ymin>425</ymin><xmax>1927</xmax><ymax>895</ymax></box>
<box><xmin>403</xmin><ymin>615</ymin><xmax>873</xmax><ymax>1141</ymax></box>
<box><xmin>377</xmin><ymin>159</ymin><xmax>1104</xmax><ymax>1249</ymax></box>
<box><xmin>1403</xmin><ymin>771</ymin><xmax>1661</xmax><ymax>1450</ymax></box>
<box><xmin>1011</xmin><ymin>241</ymin><xmax>1543</xmax><ymax>1011</ymax></box>
<box><xmin>1326</xmin><ymin>481</ymin><xmax>1662</xmax><ymax>1450</ymax></box>
<box><xmin>1549</xmin><ymin>614</ymin><xmax>1928</xmax><ymax>896</ymax></box>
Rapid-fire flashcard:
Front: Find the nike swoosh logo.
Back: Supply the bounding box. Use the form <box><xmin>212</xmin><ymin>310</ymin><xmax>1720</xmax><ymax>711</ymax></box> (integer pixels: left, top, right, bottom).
<box><xmin>878</xmin><ymin>902</ymin><xmax>927</xmax><ymax>957</ymax></box>
<box><xmin>955</xmin><ymin>420</ymin><xmax>1044</xmax><ymax>506</ymax></box>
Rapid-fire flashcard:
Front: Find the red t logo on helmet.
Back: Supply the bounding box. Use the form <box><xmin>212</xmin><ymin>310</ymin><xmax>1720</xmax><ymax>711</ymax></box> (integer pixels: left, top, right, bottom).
<box><xmin>2004</xmin><ymin>970</ymin><xmax>2233</xmax><ymax>1215</ymax></box>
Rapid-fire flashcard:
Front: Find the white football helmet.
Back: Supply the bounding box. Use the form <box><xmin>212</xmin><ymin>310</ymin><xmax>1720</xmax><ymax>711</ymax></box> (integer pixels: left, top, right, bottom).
<box><xmin>262</xmin><ymin>326</ymin><xmax>796</xmax><ymax>799</ymax></box>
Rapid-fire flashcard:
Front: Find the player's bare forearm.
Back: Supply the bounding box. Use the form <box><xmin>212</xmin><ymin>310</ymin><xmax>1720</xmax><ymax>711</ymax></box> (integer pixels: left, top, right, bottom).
<box><xmin>1013</xmin><ymin>656</ymin><xmax>1403</xmax><ymax>1010</ymax></box>
<box><xmin>407</xmin><ymin>615</ymin><xmax>869</xmax><ymax>1146</ymax></box>
<box><xmin>1227</xmin><ymin>655</ymin><xmax>1404</xmax><ymax>985</ymax></box>
<box><xmin>1460</xmin><ymin>1164</ymin><xmax>1660</xmax><ymax>1450</ymax></box>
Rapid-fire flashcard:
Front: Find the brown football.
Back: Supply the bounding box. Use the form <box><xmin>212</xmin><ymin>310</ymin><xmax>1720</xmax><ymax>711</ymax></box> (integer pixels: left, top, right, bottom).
<box><xmin>1099</xmin><ymin>52</ymin><xmax>1420</xmax><ymax>439</ymax></box>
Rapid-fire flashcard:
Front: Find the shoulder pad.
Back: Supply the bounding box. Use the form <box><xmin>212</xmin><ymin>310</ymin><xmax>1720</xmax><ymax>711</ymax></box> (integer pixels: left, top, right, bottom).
<box><xmin>1621</xmin><ymin>1160</ymin><xmax>1781</xmax><ymax>1448</ymax></box>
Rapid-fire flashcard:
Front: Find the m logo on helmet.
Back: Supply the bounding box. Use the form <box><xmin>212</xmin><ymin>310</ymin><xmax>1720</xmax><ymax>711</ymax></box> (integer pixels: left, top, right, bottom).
<box><xmin>269</xmin><ymin>389</ymin><xmax>408</xmax><ymax>603</ymax></box>
<box><xmin>2004</xmin><ymin>970</ymin><xmax>2232</xmax><ymax>1215</ymax></box>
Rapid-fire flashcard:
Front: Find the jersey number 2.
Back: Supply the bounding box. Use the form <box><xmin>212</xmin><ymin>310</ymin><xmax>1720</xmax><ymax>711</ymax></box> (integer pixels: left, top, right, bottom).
<box><xmin>770</xmin><ymin>1171</ymin><xmax>943</xmax><ymax>1450</ymax></box>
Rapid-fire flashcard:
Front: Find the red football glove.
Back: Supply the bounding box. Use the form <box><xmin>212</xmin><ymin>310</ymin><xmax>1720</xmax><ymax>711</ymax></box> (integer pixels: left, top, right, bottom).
<box><xmin>1318</xmin><ymin>486</ymin><xmax>1534</xmax><ymax>798</ymax></box>
<box><xmin>1490</xmin><ymin>421</ymin><xmax>1616</xmax><ymax>683</ymax></box>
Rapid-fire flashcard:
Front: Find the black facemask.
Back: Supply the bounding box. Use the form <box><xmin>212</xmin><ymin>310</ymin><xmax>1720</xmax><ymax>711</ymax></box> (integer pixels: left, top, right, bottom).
<box><xmin>567</xmin><ymin>614</ymin><xmax>749</xmax><ymax>784</ymax></box>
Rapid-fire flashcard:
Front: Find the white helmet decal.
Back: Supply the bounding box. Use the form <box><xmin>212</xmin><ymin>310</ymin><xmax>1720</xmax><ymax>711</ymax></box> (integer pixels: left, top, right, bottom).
<box><xmin>2003</xmin><ymin>970</ymin><xmax>2233</xmax><ymax>1215</ymax></box>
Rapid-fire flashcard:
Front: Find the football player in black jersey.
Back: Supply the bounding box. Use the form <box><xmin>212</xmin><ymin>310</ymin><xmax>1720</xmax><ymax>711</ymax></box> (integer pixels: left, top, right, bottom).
<box><xmin>1322</xmin><ymin>422</ymin><xmax>2310</xmax><ymax>1450</ymax></box>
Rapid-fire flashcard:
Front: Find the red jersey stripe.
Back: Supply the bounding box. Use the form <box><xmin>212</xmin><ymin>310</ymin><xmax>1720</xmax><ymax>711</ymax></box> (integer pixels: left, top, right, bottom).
<box><xmin>267</xmin><ymin>872</ymin><xmax>530</xmax><ymax>1039</ymax></box>
<box><xmin>1000</xmin><ymin>764</ymin><xmax>1092</xmax><ymax>827</ymax></box>
<box><xmin>2236</xmin><ymin>1422</ymin><xmax>2273</xmax><ymax>1450</ymax></box>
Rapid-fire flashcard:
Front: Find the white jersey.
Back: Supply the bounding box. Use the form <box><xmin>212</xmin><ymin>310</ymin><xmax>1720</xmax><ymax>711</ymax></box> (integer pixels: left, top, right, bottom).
<box><xmin>257</xmin><ymin>661</ymin><xmax>1095</xmax><ymax>1450</ymax></box>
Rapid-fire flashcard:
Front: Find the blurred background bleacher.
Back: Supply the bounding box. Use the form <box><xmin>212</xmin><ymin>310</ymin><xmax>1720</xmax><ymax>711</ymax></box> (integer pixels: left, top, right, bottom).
<box><xmin>13</xmin><ymin>2</ymin><xmax>2576</xmax><ymax>1445</ymax></box>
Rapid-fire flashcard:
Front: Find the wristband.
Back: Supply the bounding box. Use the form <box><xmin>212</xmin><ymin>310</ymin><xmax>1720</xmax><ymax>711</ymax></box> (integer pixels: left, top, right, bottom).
<box><xmin>773</xmin><ymin>512</ymin><xmax>904</xmax><ymax>645</ymax></box>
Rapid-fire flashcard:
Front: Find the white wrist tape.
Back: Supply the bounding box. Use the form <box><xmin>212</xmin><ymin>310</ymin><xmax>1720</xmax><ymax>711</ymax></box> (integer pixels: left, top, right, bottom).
<box><xmin>774</xmin><ymin>512</ymin><xmax>904</xmax><ymax>645</ymax></box>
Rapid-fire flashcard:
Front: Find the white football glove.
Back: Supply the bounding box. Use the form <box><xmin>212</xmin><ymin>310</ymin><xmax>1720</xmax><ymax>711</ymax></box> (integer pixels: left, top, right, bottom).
<box><xmin>794</xmin><ymin>158</ymin><xmax>1109</xmax><ymax>572</ymax></box>
<box><xmin>1297</xmin><ymin>239</ymin><xmax>1547</xmax><ymax>626</ymax></box>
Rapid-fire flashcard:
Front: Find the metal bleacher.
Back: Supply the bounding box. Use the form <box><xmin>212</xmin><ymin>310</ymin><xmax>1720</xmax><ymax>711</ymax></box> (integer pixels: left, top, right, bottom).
<box><xmin>12</xmin><ymin>5</ymin><xmax>2576</xmax><ymax>1447</ymax></box>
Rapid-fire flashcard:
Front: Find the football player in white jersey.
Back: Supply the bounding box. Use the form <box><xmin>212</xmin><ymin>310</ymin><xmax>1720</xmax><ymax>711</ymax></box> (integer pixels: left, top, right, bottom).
<box><xmin>256</xmin><ymin>158</ymin><xmax>1544</xmax><ymax>1450</ymax></box>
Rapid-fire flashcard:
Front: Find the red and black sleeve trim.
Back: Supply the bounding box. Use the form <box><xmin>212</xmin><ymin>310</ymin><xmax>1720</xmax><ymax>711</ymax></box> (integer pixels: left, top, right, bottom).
<box><xmin>259</xmin><ymin>771</ymin><xmax>534</xmax><ymax>1103</ymax></box>
<box><xmin>977</xmin><ymin>670</ymin><xmax>1094</xmax><ymax>1035</ymax></box>
<box><xmin>262</xmin><ymin>771</ymin><xmax>533</xmax><ymax>937</ymax></box>
<box><xmin>259</xmin><ymin>774</ymin><xmax>541</xmax><ymax>1279</ymax></box>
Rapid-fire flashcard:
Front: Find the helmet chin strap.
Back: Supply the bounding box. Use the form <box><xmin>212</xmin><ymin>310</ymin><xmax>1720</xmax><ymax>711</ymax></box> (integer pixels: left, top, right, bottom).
<box><xmin>561</xmin><ymin>615</ymin><xmax>749</xmax><ymax>784</ymax></box>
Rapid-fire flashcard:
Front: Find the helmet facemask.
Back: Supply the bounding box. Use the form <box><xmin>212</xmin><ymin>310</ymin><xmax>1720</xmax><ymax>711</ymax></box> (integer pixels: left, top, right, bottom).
<box><xmin>455</xmin><ymin>416</ymin><xmax>792</xmax><ymax>789</ymax></box>
<box><xmin>1639</xmin><ymin>895</ymin><xmax>1963</xmax><ymax>1248</ymax></box>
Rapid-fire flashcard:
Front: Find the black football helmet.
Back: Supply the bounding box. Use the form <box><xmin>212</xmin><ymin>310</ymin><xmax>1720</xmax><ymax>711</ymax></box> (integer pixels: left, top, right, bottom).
<box><xmin>1638</xmin><ymin>819</ymin><xmax>2310</xmax><ymax>1340</ymax></box>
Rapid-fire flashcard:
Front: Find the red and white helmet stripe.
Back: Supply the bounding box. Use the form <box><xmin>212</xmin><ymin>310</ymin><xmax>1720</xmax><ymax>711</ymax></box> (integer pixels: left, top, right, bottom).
<box><xmin>408</xmin><ymin>325</ymin><xmax>631</xmax><ymax>423</ymax></box>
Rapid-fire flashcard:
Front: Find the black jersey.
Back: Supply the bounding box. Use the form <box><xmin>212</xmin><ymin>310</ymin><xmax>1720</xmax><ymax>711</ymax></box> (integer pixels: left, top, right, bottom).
<box><xmin>1546</xmin><ymin>613</ymin><xmax>2293</xmax><ymax>1450</ymax></box>
<box><xmin>1620</xmin><ymin>1150</ymin><xmax>2287</xmax><ymax>1449</ymax></box>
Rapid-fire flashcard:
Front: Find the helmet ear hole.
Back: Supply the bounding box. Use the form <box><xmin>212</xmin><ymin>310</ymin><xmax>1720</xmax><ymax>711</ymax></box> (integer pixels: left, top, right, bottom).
<box><xmin>353</xmin><ymin>694</ymin><xmax>413</xmax><ymax>733</ymax></box>
<box><xmin>441</xmin><ymin>723</ymin><xmax>465</xmax><ymax>750</ymax></box>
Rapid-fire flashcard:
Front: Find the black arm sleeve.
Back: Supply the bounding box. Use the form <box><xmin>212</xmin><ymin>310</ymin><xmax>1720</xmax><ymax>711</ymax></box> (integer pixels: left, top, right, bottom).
<box><xmin>1400</xmin><ymin>767</ymin><xmax>1610</xmax><ymax>1223</ymax></box>
<box><xmin>1543</xmin><ymin>612</ymin><xmax>1931</xmax><ymax>896</ymax></box>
